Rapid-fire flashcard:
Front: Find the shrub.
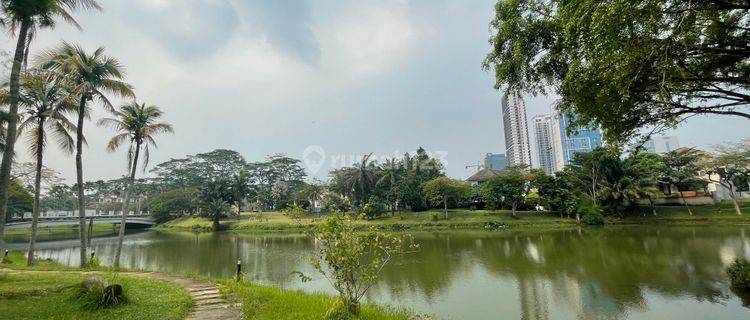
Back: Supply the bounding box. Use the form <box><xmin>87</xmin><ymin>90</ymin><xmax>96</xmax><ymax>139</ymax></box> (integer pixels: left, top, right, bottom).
<box><xmin>77</xmin><ymin>277</ymin><xmax>126</xmax><ymax>309</ymax></box>
<box><xmin>581</xmin><ymin>211</ymin><xmax>605</xmax><ymax>225</ymax></box>
<box><xmin>147</xmin><ymin>188</ymin><xmax>199</xmax><ymax>221</ymax></box>
<box><xmin>728</xmin><ymin>258</ymin><xmax>750</xmax><ymax>291</ymax></box>
<box><xmin>362</xmin><ymin>196</ymin><xmax>386</xmax><ymax>219</ymax></box>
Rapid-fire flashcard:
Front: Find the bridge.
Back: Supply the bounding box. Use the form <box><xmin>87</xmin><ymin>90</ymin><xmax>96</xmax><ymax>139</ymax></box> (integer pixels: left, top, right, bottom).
<box><xmin>5</xmin><ymin>215</ymin><xmax>156</xmax><ymax>230</ymax></box>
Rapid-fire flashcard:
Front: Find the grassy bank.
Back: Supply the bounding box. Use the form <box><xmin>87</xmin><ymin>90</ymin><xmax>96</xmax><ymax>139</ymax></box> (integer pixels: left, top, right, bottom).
<box><xmin>222</xmin><ymin>281</ymin><xmax>411</xmax><ymax>320</ymax></box>
<box><xmin>155</xmin><ymin>201</ymin><xmax>750</xmax><ymax>233</ymax></box>
<box><xmin>1</xmin><ymin>252</ymin><xmax>415</xmax><ymax>320</ymax></box>
<box><xmin>0</xmin><ymin>254</ymin><xmax>192</xmax><ymax>320</ymax></box>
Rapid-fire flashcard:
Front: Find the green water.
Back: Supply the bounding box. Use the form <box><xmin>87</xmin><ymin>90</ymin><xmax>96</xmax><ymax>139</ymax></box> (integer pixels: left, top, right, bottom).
<box><xmin>9</xmin><ymin>226</ymin><xmax>750</xmax><ymax>319</ymax></box>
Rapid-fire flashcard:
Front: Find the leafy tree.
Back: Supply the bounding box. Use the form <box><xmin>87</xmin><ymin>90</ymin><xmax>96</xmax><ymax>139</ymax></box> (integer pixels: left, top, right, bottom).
<box><xmin>0</xmin><ymin>0</ymin><xmax>100</xmax><ymax>256</ymax></box>
<box><xmin>481</xmin><ymin>166</ymin><xmax>529</xmax><ymax>217</ymax></box>
<box><xmin>39</xmin><ymin>42</ymin><xmax>134</xmax><ymax>267</ymax></box>
<box><xmin>10</xmin><ymin>70</ymin><xmax>77</xmax><ymax>265</ymax></box>
<box><xmin>568</xmin><ymin>148</ymin><xmax>617</xmax><ymax>205</ymax></box>
<box><xmin>421</xmin><ymin>177</ymin><xmax>471</xmax><ymax>219</ymax></box>
<box><xmin>228</xmin><ymin>169</ymin><xmax>251</xmax><ymax>215</ymax></box>
<box><xmin>99</xmin><ymin>102</ymin><xmax>172</xmax><ymax>267</ymax></box>
<box><xmin>146</xmin><ymin>188</ymin><xmax>198</xmax><ymax>220</ymax></box>
<box><xmin>300</xmin><ymin>212</ymin><xmax>416</xmax><ymax>316</ymax></box>
<box><xmin>283</xmin><ymin>203</ymin><xmax>305</xmax><ymax>226</ymax></box>
<box><xmin>7</xmin><ymin>178</ymin><xmax>32</xmax><ymax>221</ymax></box>
<box><xmin>536</xmin><ymin>170</ymin><xmax>579</xmax><ymax>218</ymax></box>
<box><xmin>362</xmin><ymin>196</ymin><xmax>387</xmax><ymax>220</ymax></box>
<box><xmin>658</xmin><ymin>149</ymin><xmax>706</xmax><ymax>215</ymax></box>
<box><xmin>627</xmin><ymin>153</ymin><xmax>667</xmax><ymax>216</ymax></box>
<box><xmin>704</xmin><ymin>140</ymin><xmax>750</xmax><ymax>215</ymax></box>
<box><xmin>42</xmin><ymin>183</ymin><xmax>75</xmax><ymax>213</ymax></box>
<box><xmin>320</xmin><ymin>192</ymin><xmax>350</xmax><ymax>213</ymax></box>
<box><xmin>377</xmin><ymin>158</ymin><xmax>402</xmax><ymax>214</ymax></box>
<box><xmin>484</xmin><ymin>0</ymin><xmax>750</xmax><ymax>142</ymax></box>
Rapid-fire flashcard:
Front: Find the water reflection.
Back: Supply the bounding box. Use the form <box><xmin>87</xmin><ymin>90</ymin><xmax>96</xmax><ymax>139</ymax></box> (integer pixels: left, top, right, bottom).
<box><xmin>10</xmin><ymin>226</ymin><xmax>750</xmax><ymax>320</ymax></box>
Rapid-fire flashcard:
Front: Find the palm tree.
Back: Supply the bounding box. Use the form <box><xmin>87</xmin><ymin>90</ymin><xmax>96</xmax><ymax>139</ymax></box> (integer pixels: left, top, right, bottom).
<box><xmin>230</xmin><ymin>170</ymin><xmax>251</xmax><ymax>217</ymax></box>
<box><xmin>0</xmin><ymin>0</ymin><xmax>100</xmax><ymax>255</ymax></box>
<box><xmin>345</xmin><ymin>153</ymin><xmax>377</xmax><ymax>206</ymax></box>
<box><xmin>38</xmin><ymin>42</ymin><xmax>134</xmax><ymax>268</ymax></box>
<box><xmin>377</xmin><ymin>158</ymin><xmax>401</xmax><ymax>214</ymax></box>
<box><xmin>99</xmin><ymin>102</ymin><xmax>172</xmax><ymax>268</ymax></box>
<box><xmin>10</xmin><ymin>71</ymin><xmax>77</xmax><ymax>265</ymax></box>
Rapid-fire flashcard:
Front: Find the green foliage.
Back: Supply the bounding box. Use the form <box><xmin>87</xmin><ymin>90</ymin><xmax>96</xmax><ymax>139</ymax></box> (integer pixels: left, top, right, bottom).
<box><xmin>302</xmin><ymin>212</ymin><xmax>417</xmax><ymax>316</ymax></box>
<box><xmin>321</xmin><ymin>193</ymin><xmax>350</xmax><ymax>213</ymax></box>
<box><xmin>78</xmin><ymin>278</ymin><xmax>127</xmax><ymax>310</ymax></box>
<box><xmin>7</xmin><ymin>178</ymin><xmax>33</xmax><ymax>220</ymax></box>
<box><xmin>147</xmin><ymin>188</ymin><xmax>199</xmax><ymax>220</ymax></box>
<box><xmin>479</xmin><ymin>166</ymin><xmax>530</xmax><ymax>215</ymax></box>
<box><xmin>362</xmin><ymin>196</ymin><xmax>387</xmax><ymax>219</ymax></box>
<box><xmin>421</xmin><ymin>177</ymin><xmax>472</xmax><ymax>217</ymax></box>
<box><xmin>728</xmin><ymin>258</ymin><xmax>750</xmax><ymax>291</ymax></box>
<box><xmin>484</xmin><ymin>0</ymin><xmax>750</xmax><ymax>142</ymax></box>
<box><xmin>284</xmin><ymin>204</ymin><xmax>305</xmax><ymax>225</ymax></box>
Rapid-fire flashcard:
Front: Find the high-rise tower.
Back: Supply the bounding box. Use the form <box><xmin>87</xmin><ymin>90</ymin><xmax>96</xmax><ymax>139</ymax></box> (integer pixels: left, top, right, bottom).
<box><xmin>501</xmin><ymin>91</ymin><xmax>532</xmax><ymax>167</ymax></box>
<box><xmin>532</xmin><ymin>115</ymin><xmax>555</xmax><ymax>174</ymax></box>
<box><xmin>550</xmin><ymin>102</ymin><xmax>603</xmax><ymax>171</ymax></box>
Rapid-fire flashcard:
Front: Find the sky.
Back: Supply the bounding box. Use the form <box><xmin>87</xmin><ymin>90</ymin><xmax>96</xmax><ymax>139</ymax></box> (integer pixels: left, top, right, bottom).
<box><xmin>1</xmin><ymin>0</ymin><xmax>748</xmax><ymax>183</ymax></box>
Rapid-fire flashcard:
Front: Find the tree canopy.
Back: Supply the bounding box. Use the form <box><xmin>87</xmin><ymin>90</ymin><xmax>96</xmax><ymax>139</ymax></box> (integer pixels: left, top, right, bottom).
<box><xmin>484</xmin><ymin>0</ymin><xmax>750</xmax><ymax>142</ymax></box>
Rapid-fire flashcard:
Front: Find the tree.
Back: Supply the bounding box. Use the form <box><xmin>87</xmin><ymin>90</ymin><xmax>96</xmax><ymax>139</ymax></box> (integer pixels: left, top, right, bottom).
<box><xmin>294</xmin><ymin>182</ymin><xmax>323</xmax><ymax>213</ymax></box>
<box><xmin>42</xmin><ymin>183</ymin><xmax>76</xmax><ymax>213</ymax></box>
<box><xmin>704</xmin><ymin>140</ymin><xmax>750</xmax><ymax>215</ymax></box>
<box><xmin>568</xmin><ymin>148</ymin><xmax>615</xmax><ymax>205</ymax></box>
<box><xmin>7</xmin><ymin>178</ymin><xmax>32</xmax><ymax>220</ymax></box>
<box><xmin>484</xmin><ymin>0</ymin><xmax>750</xmax><ymax>143</ymax></box>
<box><xmin>481</xmin><ymin>167</ymin><xmax>529</xmax><ymax>217</ymax></box>
<box><xmin>146</xmin><ymin>188</ymin><xmax>198</xmax><ymax>220</ymax></box>
<box><xmin>0</xmin><ymin>0</ymin><xmax>100</xmax><ymax>256</ymax></box>
<box><xmin>10</xmin><ymin>70</ymin><xmax>77</xmax><ymax>265</ymax></box>
<box><xmin>300</xmin><ymin>212</ymin><xmax>416</xmax><ymax>316</ymax></box>
<box><xmin>99</xmin><ymin>102</ymin><xmax>172</xmax><ymax>267</ymax></box>
<box><xmin>229</xmin><ymin>169</ymin><xmax>251</xmax><ymax>215</ymax></box>
<box><xmin>628</xmin><ymin>153</ymin><xmax>667</xmax><ymax>216</ymax></box>
<box><xmin>39</xmin><ymin>43</ymin><xmax>134</xmax><ymax>267</ymax></box>
<box><xmin>536</xmin><ymin>170</ymin><xmax>579</xmax><ymax>218</ymax></box>
<box><xmin>199</xmin><ymin>179</ymin><xmax>231</xmax><ymax>230</ymax></box>
<box><xmin>377</xmin><ymin>158</ymin><xmax>402</xmax><ymax>214</ymax></box>
<box><xmin>420</xmin><ymin>177</ymin><xmax>471</xmax><ymax>219</ymax></box>
<box><xmin>344</xmin><ymin>153</ymin><xmax>378</xmax><ymax>206</ymax></box>
<box><xmin>659</xmin><ymin>149</ymin><xmax>706</xmax><ymax>215</ymax></box>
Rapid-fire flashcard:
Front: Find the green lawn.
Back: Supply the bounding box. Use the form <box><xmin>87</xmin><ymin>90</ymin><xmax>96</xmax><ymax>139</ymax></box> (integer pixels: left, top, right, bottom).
<box><xmin>222</xmin><ymin>281</ymin><xmax>411</xmax><ymax>320</ymax></box>
<box><xmin>0</xmin><ymin>272</ymin><xmax>192</xmax><ymax>320</ymax></box>
<box><xmin>155</xmin><ymin>200</ymin><xmax>750</xmax><ymax>233</ymax></box>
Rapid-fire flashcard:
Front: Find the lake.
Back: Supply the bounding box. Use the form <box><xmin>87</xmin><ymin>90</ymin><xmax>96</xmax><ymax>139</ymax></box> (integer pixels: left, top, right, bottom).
<box><xmin>7</xmin><ymin>226</ymin><xmax>750</xmax><ymax>320</ymax></box>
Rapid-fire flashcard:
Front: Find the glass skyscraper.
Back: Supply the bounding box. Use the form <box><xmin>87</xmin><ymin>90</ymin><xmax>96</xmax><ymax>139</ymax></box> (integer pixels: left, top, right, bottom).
<box><xmin>550</xmin><ymin>104</ymin><xmax>603</xmax><ymax>171</ymax></box>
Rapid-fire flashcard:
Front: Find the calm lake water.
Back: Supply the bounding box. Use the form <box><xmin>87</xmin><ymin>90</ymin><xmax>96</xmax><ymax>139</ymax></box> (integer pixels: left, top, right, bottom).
<box><xmin>7</xmin><ymin>226</ymin><xmax>750</xmax><ymax>320</ymax></box>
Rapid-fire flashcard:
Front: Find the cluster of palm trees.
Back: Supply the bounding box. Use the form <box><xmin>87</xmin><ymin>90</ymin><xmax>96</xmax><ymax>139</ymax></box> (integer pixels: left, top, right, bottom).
<box><xmin>0</xmin><ymin>0</ymin><xmax>172</xmax><ymax>268</ymax></box>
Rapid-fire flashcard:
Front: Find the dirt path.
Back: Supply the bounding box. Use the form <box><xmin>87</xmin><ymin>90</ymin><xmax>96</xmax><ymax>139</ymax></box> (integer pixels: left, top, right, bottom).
<box><xmin>0</xmin><ymin>269</ymin><xmax>243</xmax><ymax>320</ymax></box>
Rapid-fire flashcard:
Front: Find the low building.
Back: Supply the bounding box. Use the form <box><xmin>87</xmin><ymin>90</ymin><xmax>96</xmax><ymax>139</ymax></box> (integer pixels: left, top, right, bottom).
<box><xmin>466</xmin><ymin>167</ymin><xmax>503</xmax><ymax>186</ymax></box>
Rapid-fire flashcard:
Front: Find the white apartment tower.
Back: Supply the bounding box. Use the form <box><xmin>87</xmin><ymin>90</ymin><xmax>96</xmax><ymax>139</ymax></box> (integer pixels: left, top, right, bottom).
<box><xmin>533</xmin><ymin>115</ymin><xmax>555</xmax><ymax>175</ymax></box>
<box><xmin>501</xmin><ymin>91</ymin><xmax>532</xmax><ymax>167</ymax></box>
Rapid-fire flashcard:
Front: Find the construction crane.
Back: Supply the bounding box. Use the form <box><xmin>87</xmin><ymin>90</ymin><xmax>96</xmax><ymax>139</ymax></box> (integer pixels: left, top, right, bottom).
<box><xmin>465</xmin><ymin>162</ymin><xmax>484</xmax><ymax>173</ymax></box>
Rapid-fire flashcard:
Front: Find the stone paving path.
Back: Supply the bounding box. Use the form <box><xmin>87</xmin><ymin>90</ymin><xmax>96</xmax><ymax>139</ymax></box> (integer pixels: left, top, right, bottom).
<box><xmin>0</xmin><ymin>269</ymin><xmax>243</xmax><ymax>320</ymax></box>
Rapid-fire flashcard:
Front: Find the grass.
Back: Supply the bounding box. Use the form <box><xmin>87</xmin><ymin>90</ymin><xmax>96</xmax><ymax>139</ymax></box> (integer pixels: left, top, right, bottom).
<box><xmin>0</xmin><ymin>272</ymin><xmax>191</xmax><ymax>320</ymax></box>
<box><xmin>153</xmin><ymin>199</ymin><xmax>750</xmax><ymax>234</ymax></box>
<box><xmin>222</xmin><ymin>281</ymin><xmax>411</xmax><ymax>320</ymax></box>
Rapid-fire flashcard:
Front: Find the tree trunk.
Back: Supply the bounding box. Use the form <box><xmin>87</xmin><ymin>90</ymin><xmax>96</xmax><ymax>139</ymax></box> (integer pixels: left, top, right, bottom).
<box><xmin>27</xmin><ymin>118</ymin><xmax>46</xmax><ymax>266</ymax></box>
<box><xmin>511</xmin><ymin>201</ymin><xmax>517</xmax><ymax>218</ymax></box>
<box><xmin>648</xmin><ymin>196</ymin><xmax>657</xmax><ymax>216</ymax></box>
<box><xmin>679</xmin><ymin>191</ymin><xmax>693</xmax><ymax>216</ymax></box>
<box><xmin>0</xmin><ymin>20</ymin><xmax>30</xmax><ymax>253</ymax></box>
<box><xmin>114</xmin><ymin>142</ymin><xmax>140</xmax><ymax>268</ymax></box>
<box><xmin>76</xmin><ymin>96</ymin><xmax>88</xmax><ymax>268</ymax></box>
<box><xmin>443</xmin><ymin>196</ymin><xmax>448</xmax><ymax>220</ymax></box>
<box><xmin>728</xmin><ymin>185</ymin><xmax>742</xmax><ymax>215</ymax></box>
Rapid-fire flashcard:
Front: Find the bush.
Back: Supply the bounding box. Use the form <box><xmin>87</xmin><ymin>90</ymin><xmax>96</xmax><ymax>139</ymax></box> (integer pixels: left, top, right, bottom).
<box><xmin>362</xmin><ymin>197</ymin><xmax>386</xmax><ymax>219</ymax></box>
<box><xmin>728</xmin><ymin>258</ymin><xmax>750</xmax><ymax>291</ymax></box>
<box><xmin>581</xmin><ymin>211</ymin><xmax>605</xmax><ymax>225</ymax></box>
<box><xmin>78</xmin><ymin>277</ymin><xmax>126</xmax><ymax>309</ymax></box>
<box><xmin>147</xmin><ymin>188</ymin><xmax>199</xmax><ymax>221</ymax></box>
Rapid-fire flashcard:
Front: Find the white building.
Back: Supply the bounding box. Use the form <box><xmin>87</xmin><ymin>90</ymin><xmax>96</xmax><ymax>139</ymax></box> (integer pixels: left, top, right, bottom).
<box><xmin>501</xmin><ymin>91</ymin><xmax>532</xmax><ymax>167</ymax></box>
<box><xmin>644</xmin><ymin>136</ymin><xmax>679</xmax><ymax>154</ymax></box>
<box><xmin>532</xmin><ymin>115</ymin><xmax>555</xmax><ymax>175</ymax></box>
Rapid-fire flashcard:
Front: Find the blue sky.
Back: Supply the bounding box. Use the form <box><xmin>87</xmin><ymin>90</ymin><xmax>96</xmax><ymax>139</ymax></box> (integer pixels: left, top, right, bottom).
<box><xmin>2</xmin><ymin>0</ymin><xmax>748</xmax><ymax>182</ymax></box>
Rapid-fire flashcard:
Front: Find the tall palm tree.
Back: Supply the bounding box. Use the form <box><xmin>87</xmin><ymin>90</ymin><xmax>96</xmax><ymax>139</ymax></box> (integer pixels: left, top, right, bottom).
<box><xmin>345</xmin><ymin>153</ymin><xmax>377</xmax><ymax>206</ymax></box>
<box><xmin>99</xmin><ymin>102</ymin><xmax>172</xmax><ymax>268</ymax></box>
<box><xmin>0</xmin><ymin>0</ymin><xmax>100</xmax><ymax>255</ymax></box>
<box><xmin>11</xmin><ymin>71</ymin><xmax>77</xmax><ymax>265</ymax></box>
<box><xmin>38</xmin><ymin>42</ymin><xmax>134</xmax><ymax>268</ymax></box>
<box><xmin>377</xmin><ymin>158</ymin><xmax>401</xmax><ymax>214</ymax></box>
